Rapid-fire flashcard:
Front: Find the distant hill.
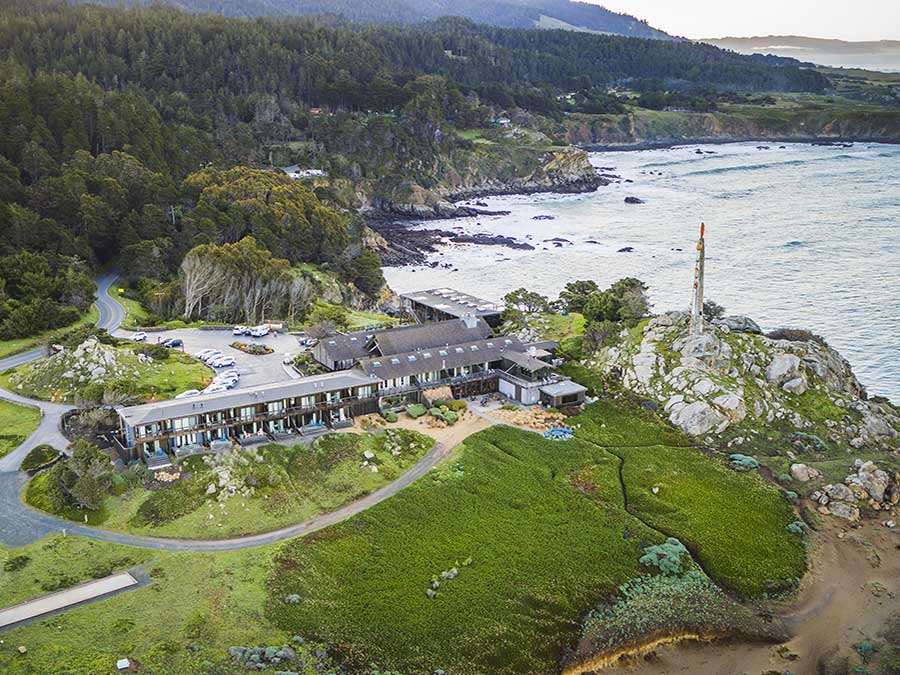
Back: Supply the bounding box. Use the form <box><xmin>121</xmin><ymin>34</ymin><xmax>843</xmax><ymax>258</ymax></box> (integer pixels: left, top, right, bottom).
<box><xmin>69</xmin><ymin>0</ymin><xmax>673</xmax><ymax>39</ymax></box>
<box><xmin>705</xmin><ymin>36</ymin><xmax>900</xmax><ymax>72</ymax></box>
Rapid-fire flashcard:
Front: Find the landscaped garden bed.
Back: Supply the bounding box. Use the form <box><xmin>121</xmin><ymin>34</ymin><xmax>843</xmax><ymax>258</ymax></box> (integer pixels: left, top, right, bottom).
<box><xmin>231</xmin><ymin>341</ymin><xmax>274</xmax><ymax>355</ymax></box>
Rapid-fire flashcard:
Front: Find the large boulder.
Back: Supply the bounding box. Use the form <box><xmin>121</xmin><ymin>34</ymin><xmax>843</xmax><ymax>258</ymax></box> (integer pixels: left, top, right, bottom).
<box><xmin>824</xmin><ymin>483</ymin><xmax>856</xmax><ymax>503</ymax></box>
<box><xmin>766</xmin><ymin>354</ymin><xmax>802</xmax><ymax>385</ymax></box>
<box><xmin>790</xmin><ymin>463</ymin><xmax>821</xmax><ymax>482</ymax></box>
<box><xmin>847</xmin><ymin>469</ymin><xmax>891</xmax><ymax>502</ymax></box>
<box><xmin>782</xmin><ymin>377</ymin><xmax>809</xmax><ymax>395</ymax></box>
<box><xmin>713</xmin><ymin>316</ymin><xmax>762</xmax><ymax>334</ymax></box>
<box><xmin>669</xmin><ymin>400</ymin><xmax>728</xmax><ymax>436</ymax></box>
<box><xmin>828</xmin><ymin>502</ymin><xmax>860</xmax><ymax>521</ymax></box>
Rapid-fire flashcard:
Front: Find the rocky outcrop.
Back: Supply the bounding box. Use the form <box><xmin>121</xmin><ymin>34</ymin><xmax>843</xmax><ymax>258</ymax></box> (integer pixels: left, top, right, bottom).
<box><xmin>808</xmin><ymin>459</ymin><xmax>900</xmax><ymax>521</ymax></box>
<box><xmin>586</xmin><ymin>313</ymin><xmax>900</xmax><ymax>447</ymax></box>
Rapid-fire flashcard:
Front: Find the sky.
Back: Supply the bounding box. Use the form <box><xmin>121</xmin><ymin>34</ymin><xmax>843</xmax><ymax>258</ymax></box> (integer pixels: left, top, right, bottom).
<box><xmin>595</xmin><ymin>0</ymin><xmax>900</xmax><ymax>41</ymax></box>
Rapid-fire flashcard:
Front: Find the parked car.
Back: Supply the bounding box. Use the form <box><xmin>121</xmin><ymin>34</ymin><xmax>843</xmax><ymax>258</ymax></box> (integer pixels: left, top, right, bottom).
<box><xmin>175</xmin><ymin>389</ymin><xmax>201</xmax><ymax>399</ymax></box>
<box><xmin>301</xmin><ymin>337</ymin><xmax>318</xmax><ymax>347</ymax></box>
<box><xmin>159</xmin><ymin>337</ymin><xmax>173</xmax><ymax>347</ymax></box>
<box><xmin>131</xmin><ymin>332</ymin><xmax>148</xmax><ymax>342</ymax></box>
<box><xmin>250</xmin><ymin>325</ymin><xmax>269</xmax><ymax>337</ymax></box>
<box><xmin>232</xmin><ymin>326</ymin><xmax>248</xmax><ymax>336</ymax></box>
<box><xmin>166</xmin><ymin>338</ymin><xmax>183</xmax><ymax>348</ymax></box>
<box><xmin>203</xmin><ymin>383</ymin><xmax>230</xmax><ymax>394</ymax></box>
<box><xmin>201</xmin><ymin>351</ymin><xmax>224</xmax><ymax>363</ymax></box>
<box><xmin>194</xmin><ymin>349</ymin><xmax>217</xmax><ymax>359</ymax></box>
<box><xmin>218</xmin><ymin>369</ymin><xmax>240</xmax><ymax>380</ymax></box>
<box><xmin>211</xmin><ymin>356</ymin><xmax>236</xmax><ymax>368</ymax></box>
<box><xmin>217</xmin><ymin>377</ymin><xmax>239</xmax><ymax>389</ymax></box>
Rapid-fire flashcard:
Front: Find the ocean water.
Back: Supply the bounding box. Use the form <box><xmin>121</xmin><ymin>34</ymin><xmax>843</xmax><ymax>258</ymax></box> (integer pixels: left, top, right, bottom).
<box><xmin>383</xmin><ymin>142</ymin><xmax>900</xmax><ymax>401</ymax></box>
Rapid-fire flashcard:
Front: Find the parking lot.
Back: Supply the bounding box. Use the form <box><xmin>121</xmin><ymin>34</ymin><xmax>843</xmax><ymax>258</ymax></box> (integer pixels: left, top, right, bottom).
<box><xmin>115</xmin><ymin>326</ymin><xmax>304</xmax><ymax>391</ymax></box>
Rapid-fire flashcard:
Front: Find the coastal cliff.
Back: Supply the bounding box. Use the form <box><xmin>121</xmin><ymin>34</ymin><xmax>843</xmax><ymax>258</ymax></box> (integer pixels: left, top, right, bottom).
<box><xmin>563</xmin><ymin>107</ymin><xmax>900</xmax><ymax>148</ymax></box>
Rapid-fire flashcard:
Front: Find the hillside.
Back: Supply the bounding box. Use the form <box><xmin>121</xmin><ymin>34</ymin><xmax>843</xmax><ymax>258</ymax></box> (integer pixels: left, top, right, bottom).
<box><xmin>705</xmin><ymin>35</ymin><xmax>900</xmax><ymax>72</ymax></box>
<box><xmin>70</xmin><ymin>0</ymin><xmax>672</xmax><ymax>39</ymax></box>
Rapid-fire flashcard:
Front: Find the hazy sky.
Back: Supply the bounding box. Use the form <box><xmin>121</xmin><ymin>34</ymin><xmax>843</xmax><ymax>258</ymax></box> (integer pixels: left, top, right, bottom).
<box><xmin>595</xmin><ymin>1</ymin><xmax>899</xmax><ymax>41</ymax></box>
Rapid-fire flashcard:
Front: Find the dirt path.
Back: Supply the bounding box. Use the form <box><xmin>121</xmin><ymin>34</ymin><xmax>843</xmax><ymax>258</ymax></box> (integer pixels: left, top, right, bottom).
<box><xmin>599</xmin><ymin>520</ymin><xmax>900</xmax><ymax>675</ymax></box>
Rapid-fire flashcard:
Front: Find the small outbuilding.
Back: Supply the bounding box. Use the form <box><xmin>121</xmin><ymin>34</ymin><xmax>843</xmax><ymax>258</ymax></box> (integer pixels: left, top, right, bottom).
<box><xmin>539</xmin><ymin>380</ymin><xmax>588</xmax><ymax>408</ymax></box>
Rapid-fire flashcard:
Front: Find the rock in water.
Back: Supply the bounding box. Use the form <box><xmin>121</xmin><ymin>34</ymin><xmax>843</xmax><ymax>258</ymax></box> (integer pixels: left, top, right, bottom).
<box><xmin>624</xmin><ymin>196</ymin><xmax>644</xmax><ymax>204</ymax></box>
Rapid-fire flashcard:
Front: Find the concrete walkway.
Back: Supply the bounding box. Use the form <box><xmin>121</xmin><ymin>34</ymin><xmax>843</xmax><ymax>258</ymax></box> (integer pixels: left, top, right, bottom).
<box><xmin>0</xmin><ymin>571</ymin><xmax>138</xmax><ymax>629</ymax></box>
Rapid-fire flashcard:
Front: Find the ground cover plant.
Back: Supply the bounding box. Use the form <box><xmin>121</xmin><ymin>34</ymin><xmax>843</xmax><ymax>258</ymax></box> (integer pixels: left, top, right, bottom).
<box><xmin>19</xmin><ymin>444</ymin><xmax>61</xmax><ymax>473</ymax></box>
<box><xmin>267</xmin><ymin>426</ymin><xmax>664</xmax><ymax>675</ymax></box>
<box><xmin>268</xmin><ymin>400</ymin><xmax>806</xmax><ymax>673</ymax></box>
<box><xmin>28</xmin><ymin>430</ymin><xmax>434</xmax><ymax>539</ymax></box>
<box><xmin>0</xmin><ymin>399</ymin><xmax>41</xmax><ymax>459</ymax></box>
<box><xmin>0</xmin><ymin>537</ymin><xmax>312</xmax><ymax>675</ymax></box>
<box><xmin>574</xmin><ymin>405</ymin><xmax>806</xmax><ymax>597</ymax></box>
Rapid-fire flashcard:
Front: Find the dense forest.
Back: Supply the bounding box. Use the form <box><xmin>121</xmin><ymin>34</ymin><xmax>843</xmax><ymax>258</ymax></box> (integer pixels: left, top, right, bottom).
<box><xmin>72</xmin><ymin>0</ymin><xmax>672</xmax><ymax>39</ymax></box>
<box><xmin>0</xmin><ymin>0</ymin><xmax>833</xmax><ymax>336</ymax></box>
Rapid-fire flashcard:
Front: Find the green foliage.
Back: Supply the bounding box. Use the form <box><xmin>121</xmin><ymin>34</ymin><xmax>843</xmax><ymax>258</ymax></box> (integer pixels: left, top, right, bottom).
<box><xmin>131</xmin><ymin>479</ymin><xmax>206</xmax><ymax>528</ymax></box>
<box><xmin>267</xmin><ymin>425</ymin><xmax>658</xmax><ymax>675</ymax></box>
<box><xmin>382</xmin><ymin>412</ymin><xmax>399</xmax><ymax>423</ymax></box>
<box><xmin>406</xmin><ymin>403</ymin><xmax>428</xmax><ymax>418</ymax></box>
<box><xmin>503</xmin><ymin>288</ymin><xmax>551</xmax><ymax>315</ymax></box>
<box><xmin>785</xmin><ymin>520</ymin><xmax>807</xmax><ymax>535</ymax></box>
<box><xmin>559</xmin><ymin>280</ymin><xmax>599</xmax><ymax>313</ymax></box>
<box><xmin>728</xmin><ymin>453</ymin><xmax>760</xmax><ymax>471</ymax></box>
<box><xmin>582</xmin><ymin>277</ymin><xmax>649</xmax><ymax>324</ymax></box>
<box><xmin>639</xmin><ymin>538</ymin><xmax>689</xmax><ymax>575</ymax></box>
<box><xmin>3</xmin><ymin>555</ymin><xmax>30</xmax><ymax>572</ymax></box>
<box><xmin>306</xmin><ymin>302</ymin><xmax>350</xmax><ymax>331</ymax></box>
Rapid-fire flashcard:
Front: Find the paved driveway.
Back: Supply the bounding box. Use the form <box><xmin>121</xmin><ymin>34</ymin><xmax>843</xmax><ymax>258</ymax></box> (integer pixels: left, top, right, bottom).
<box><xmin>116</xmin><ymin>327</ymin><xmax>300</xmax><ymax>389</ymax></box>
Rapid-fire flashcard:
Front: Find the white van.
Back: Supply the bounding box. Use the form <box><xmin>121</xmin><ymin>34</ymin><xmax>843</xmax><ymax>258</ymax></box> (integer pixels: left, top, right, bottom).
<box><xmin>250</xmin><ymin>325</ymin><xmax>269</xmax><ymax>337</ymax></box>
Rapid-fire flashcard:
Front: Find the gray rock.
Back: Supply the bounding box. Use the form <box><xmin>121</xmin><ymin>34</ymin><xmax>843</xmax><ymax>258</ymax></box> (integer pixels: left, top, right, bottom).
<box><xmin>713</xmin><ymin>315</ymin><xmax>762</xmax><ymax>334</ymax></box>
<box><xmin>766</xmin><ymin>353</ymin><xmax>802</xmax><ymax>385</ymax></box>
<box><xmin>825</xmin><ymin>483</ymin><xmax>856</xmax><ymax>503</ymax></box>
<box><xmin>829</xmin><ymin>502</ymin><xmax>860</xmax><ymax>521</ymax></box>
<box><xmin>782</xmin><ymin>376</ymin><xmax>809</xmax><ymax>395</ymax></box>
<box><xmin>790</xmin><ymin>463</ymin><xmax>821</xmax><ymax>482</ymax></box>
<box><xmin>669</xmin><ymin>400</ymin><xmax>728</xmax><ymax>436</ymax></box>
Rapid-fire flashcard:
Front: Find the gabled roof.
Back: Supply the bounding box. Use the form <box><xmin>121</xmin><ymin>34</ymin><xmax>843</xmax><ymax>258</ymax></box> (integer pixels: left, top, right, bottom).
<box><xmin>372</xmin><ymin>317</ymin><xmax>493</xmax><ymax>356</ymax></box>
<box><xmin>357</xmin><ymin>336</ymin><xmax>523</xmax><ymax>381</ymax></box>
<box><xmin>316</xmin><ymin>332</ymin><xmax>377</xmax><ymax>363</ymax></box>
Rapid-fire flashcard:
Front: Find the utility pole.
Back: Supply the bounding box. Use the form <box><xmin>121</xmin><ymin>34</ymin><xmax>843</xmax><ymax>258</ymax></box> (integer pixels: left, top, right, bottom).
<box><xmin>690</xmin><ymin>222</ymin><xmax>706</xmax><ymax>336</ymax></box>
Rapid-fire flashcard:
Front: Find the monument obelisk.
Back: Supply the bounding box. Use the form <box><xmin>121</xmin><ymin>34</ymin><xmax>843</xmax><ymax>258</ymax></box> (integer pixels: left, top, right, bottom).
<box><xmin>689</xmin><ymin>223</ymin><xmax>706</xmax><ymax>335</ymax></box>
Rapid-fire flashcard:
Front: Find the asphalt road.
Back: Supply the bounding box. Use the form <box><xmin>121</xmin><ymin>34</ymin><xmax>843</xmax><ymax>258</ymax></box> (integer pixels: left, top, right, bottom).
<box><xmin>0</xmin><ymin>276</ymin><xmax>455</xmax><ymax>551</ymax></box>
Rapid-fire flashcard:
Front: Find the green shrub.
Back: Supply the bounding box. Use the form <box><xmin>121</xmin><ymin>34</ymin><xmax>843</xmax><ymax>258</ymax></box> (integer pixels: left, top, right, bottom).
<box><xmin>382</xmin><ymin>412</ymin><xmax>399</xmax><ymax>423</ymax></box>
<box><xmin>406</xmin><ymin>404</ymin><xmax>427</xmax><ymax>419</ymax></box>
<box><xmin>131</xmin><ymin>480</ymin><xmax>205</xmax><ymax>528</ymax></box>
<box><xmin>639</xmin><ymin>538</ymin><xmax>690</xmax><ymax>575</ymax></box>
<box><xmin>3</xmin><ymin>555</ymin><xmax>30</xmax><ymax>572</ymax></box>
<box><xmin>785</xmin><ymin>521</ymin><xmax>806</xmax><ymax>536</ymax></box>
<box><xmin>134</xmin><ymin>343</ymin><xmax>170</xmax><ymax>361</ymax></box>
<box><xmin>728</xmin><ymin>454</ymin><xmax>759</xmax><ymax>471</ymax></box>
<box><xmin>20</xmin><ymin>444</ymin><xmax>61</xmax><ymax>473</ymax></box>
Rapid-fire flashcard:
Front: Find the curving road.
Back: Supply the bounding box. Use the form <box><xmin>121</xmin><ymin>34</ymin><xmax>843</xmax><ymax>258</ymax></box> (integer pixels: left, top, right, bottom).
<box><xmin>0</xmin><ymin>277</ymin><xmax>459</xmax><ymax>550</ymax></box>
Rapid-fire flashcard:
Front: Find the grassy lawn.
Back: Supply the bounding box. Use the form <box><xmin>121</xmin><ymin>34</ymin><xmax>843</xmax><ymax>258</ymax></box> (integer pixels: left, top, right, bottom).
<box><xmin>108</xmin><ymin>282</ymin><xmax>151</xmax><ymax>330</ymax></box>
<box><xmin>267</xmin><ymin>426</ymin><xmax>661</xmax><ymax>675</ymax></box>
<box><xmin>0</xmin><ymin>399</ymin><xmax>41</xmax><ymax>459</ymax></box>
<box><xmin>344</xmin><ymin>308</ymin><xmax>402</xmax><ymax>330</ymax></box>
<box><xmin>1</xmin><ymin>345</ymin><xmax>212</xmax><ymax>403</ymax></box>
<box><xmin>27</xmin><ymin>430</ymin><xmax>435</xmax><ymax>539</ymax></box>
<box><xmin>0</xmin><ymin>538</ymin><xmax>304</xmax><ymax>675</ymax></box>
<box><xmin>0</xmin><ymin>305</ymin><xmax>99</xmax><ymax>361</ymax></box>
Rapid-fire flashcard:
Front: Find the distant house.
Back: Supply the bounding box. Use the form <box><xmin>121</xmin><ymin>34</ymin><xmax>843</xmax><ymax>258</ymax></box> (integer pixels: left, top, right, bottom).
<box><xmin>491</xmin><ymin>118</ymin><xmax>512</xmax><ymax>128</ymax></box>
<box><xmin>280</xmin><ymin>165</ymin><xmax>327</xmax><ymax>180</ymax></box>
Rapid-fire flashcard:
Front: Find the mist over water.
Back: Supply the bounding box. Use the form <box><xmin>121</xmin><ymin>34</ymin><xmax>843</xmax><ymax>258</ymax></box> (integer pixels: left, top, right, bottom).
<box><xmin>383</xmin><ymin>142</ymin><xmax>900</xmax><ymax>401</ymax></box>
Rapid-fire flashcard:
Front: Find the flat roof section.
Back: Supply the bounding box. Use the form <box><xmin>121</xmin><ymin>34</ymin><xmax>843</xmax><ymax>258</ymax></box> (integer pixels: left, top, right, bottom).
<box><xmin>120</xmin><ymin>369</ymin><xmax>380</xmax><ymax>427</ymax></box>
<box><xmin>401</xmin><ymin>288</ymin><xmax>504</xmax><ymax>318</ymax></box>
<box><xmin>539</xmin><ymin>381</ymin><xmax>588</xmax><ymax>398</ymax></box>
<box><xmin>0</xmin><ymin>572</ymin><xmax>138</xmax><ymax>629</ymax></box>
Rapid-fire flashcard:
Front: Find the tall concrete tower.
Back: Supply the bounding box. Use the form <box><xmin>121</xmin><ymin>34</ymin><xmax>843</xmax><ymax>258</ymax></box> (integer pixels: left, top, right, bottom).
<box><xmin>689</xmin><ymin>222</ymin><xmax>706</xmax><ymax>335</ymax></box>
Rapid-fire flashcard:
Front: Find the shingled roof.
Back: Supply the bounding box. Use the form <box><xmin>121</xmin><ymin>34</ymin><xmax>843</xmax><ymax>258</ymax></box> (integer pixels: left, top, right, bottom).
<box><xmin>371</xmin><ymin>317</ymin><xmax>493</xmax><ymax>356</ymax></box>
<box><xmin>357</xmin><ymin>336</ymin><xmax>523</xmax><ymax>381</ymax></box>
